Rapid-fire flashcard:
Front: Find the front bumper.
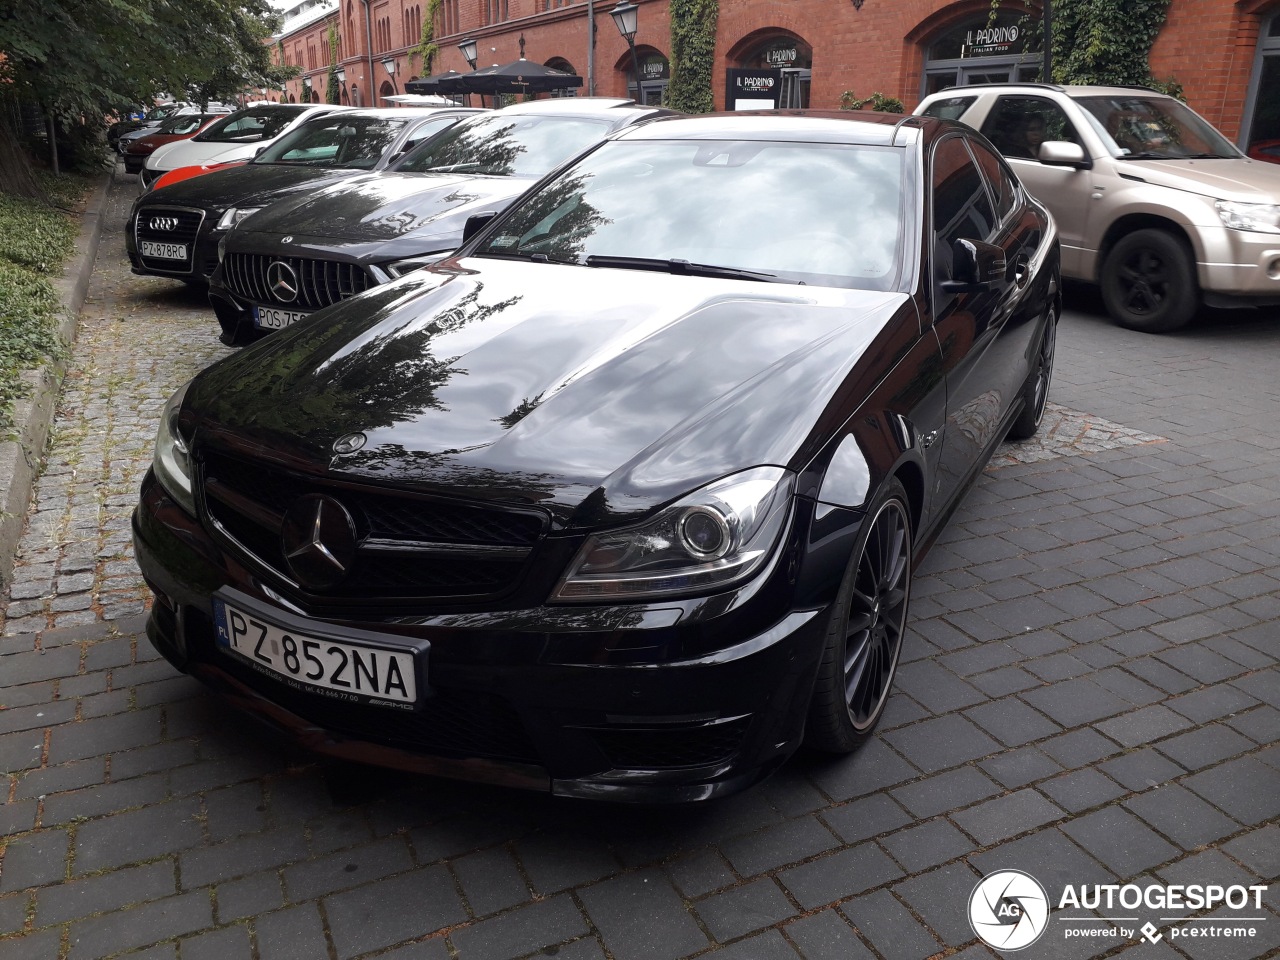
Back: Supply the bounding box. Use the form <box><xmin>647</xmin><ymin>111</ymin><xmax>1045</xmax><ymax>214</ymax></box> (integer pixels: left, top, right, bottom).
<box><xmin>133</xmin><ymin>471</ymin><xmax>844</xmax><ymax>802</ymax></box>
<box><xmin>1194</xmin><ymin>222</ymin><xmax>1280</xmax><ymax>304</ymax></box>
<box><xmin>126</xmin><ymin>204</ymin><xmax>221</xmax><ymax>284</ymax></box>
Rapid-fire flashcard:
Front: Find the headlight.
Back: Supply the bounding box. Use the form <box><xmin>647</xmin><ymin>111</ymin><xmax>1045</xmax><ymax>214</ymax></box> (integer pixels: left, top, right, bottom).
<box><xmin>153</xmin><ymin>381</ymin><xmax>196</xmax><ymax>516</ymax></box>
<box><xmin>216</xmin><ymin>207</ymin><xmax>262</xmax><ymax>230</ymax></box>
<box><xmin>1216</xmin><ymin>200</ymin><xmax>1280</xmax><ymax>234</ymax></box>
<box><xmin>553</xmin><ymin>467</ymin><xmax>794</xmax><ymax>602</ymax></box>
<box><xmin>217</xmin><ymin>235</ymin><xmax>227</xmax><ymax>263</ymax></box>
<box><xmin>384</xmin><ymin>253</ymin><xmax>449</xmax><ymax>278</ymax></box>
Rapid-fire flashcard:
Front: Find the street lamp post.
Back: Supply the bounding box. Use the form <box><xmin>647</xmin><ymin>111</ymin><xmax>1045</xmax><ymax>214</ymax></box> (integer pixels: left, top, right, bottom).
<box><xmin>609</xmin><ymin>1</ymin><xmax>640</xmax><ymax>101</ymax></box>
<box><xmin>381</xmin><ymin>57</ymin><xmax>397</xmax><ymax>101</ymax></box>
<box><xmin>458</xmin><ymin>38</ymin><xmax>480</xmax><ymax>106</ymax></box>
<box><xmin>335</xmin><ymin>67</ymin><xmax>346</xmax><ymax>102</ymax></box>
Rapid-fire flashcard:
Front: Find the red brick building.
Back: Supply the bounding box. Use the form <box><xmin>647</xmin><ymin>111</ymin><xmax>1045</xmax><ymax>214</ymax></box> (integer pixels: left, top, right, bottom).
<box><xmin>274</xmin><ymin>0</ymin><xmax>1280</xmax><ymax>153</ymax></box>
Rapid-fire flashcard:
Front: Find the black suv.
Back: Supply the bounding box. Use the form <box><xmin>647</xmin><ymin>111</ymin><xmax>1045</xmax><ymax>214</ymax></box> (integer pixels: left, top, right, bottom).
<box><xmin>207</xmin><ymin>99</ymin><xmax>675</xmax><ymax>345</ymax></box>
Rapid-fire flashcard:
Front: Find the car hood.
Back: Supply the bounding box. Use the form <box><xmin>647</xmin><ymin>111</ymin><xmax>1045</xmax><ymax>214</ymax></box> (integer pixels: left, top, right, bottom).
<box><xmin>239</xmin><ymin>172</ymin><xmax>535</xmax><ymax>245</ymax></box>
<box><xmin>1121</xmin><ymin>156</ymin><xmax>1280</xmax><ymax>202</ymax></box>
<box><xmin>141</xmin><ymin>164</ymin><xmax>351</xmax><ymax>211</ymax></box>
<box><xmin>189</xmin><ymin>259</ymin><xmax>906</xmax><ymax>526</ymax></box>
<box><xmin>148</xmin><ymin>139</ymin><xmax>266</xmax><ymax>171</ymax></box>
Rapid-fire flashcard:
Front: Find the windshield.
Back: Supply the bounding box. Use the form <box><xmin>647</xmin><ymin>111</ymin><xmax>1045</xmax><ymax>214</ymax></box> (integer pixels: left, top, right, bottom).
<box><xmin>473</xmin><ymin>138</ymin><xmax>907</xmax><ymax>291</ymax></box>
<box><xmin>256</xmin><ymin>116</ymin><xmax>408</xmax><ymax>168</ymax></box>
<box><xmin>195</xmin><ymin>107</ymin><xmax>308</xmax><ymax>144</ymax></box>
<box><xmin>1076</xmin><ymin>96</ymin><xmax>1241</xmax><ymax>159</ymax></box>
<box><xmin>159</xmin><ymin>114</ymin><xmax>210</xmax><ymax>136</ymax></box>
<box><xmin>144</xmin><ymin>105</ymin><xmax>180</xmax><ymax>122</ymax></box>
<box><xmin>393</xmin><ymin>114</ymin><xmax>614</xmax><ymax>177</ymax></box>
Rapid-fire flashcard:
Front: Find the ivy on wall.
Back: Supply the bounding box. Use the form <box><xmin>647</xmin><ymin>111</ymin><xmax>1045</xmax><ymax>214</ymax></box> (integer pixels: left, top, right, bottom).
<box><xmin>992</xmin><ymin>0</ymin><xmax>1177</xmax><ymax>93</ymax></box>
<box><xmin>417</xmin><ymin>0</ymin><xmax>444</xmax><ymax>75</ymax></box>
<box><xmin>1049</xmin><ymin>0</ymin><xmax>1173</xmax><ymax>87</ymax></box>
<box><xmin>326</xmin><ymin>21</ymin><xmax>341</xmax><ymax>104</ymax></box>
<box><xmin>666</xmin><ymin>0</ymin><xmax>718</xmax><ymax>113</ymax></box>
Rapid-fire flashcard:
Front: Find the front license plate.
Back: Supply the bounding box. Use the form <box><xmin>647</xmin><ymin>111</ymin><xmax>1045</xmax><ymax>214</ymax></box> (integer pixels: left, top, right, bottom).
<box><xmin>140</xmin><ymin>240</ymin><xmax>187</xmax><ymax>260</ymax></box>
<box><xmin>213</xmin><ymin>598</ymin><xmax>419</xmax><ymax>708</ymax></box>
<box><xmin>254</xmin><ymin>306</ymin><xmax>310</xmax><ymax>330</ymax></box>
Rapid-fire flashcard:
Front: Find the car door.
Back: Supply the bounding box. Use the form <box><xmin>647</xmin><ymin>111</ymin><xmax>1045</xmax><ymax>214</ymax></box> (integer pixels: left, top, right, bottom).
<box><xmin>978</xmin><ymin>95</ymin><xmax>1096</xmax><ymax>276</ymax></box>
<box><xmin>928</xmin><ymin>134</ymin><xmax>1026</xmax><ymax>511</ymax></box>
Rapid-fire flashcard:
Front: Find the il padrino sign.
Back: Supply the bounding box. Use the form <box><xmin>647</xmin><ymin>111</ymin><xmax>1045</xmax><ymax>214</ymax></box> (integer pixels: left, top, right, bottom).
<box><xmin>727</xmin><ymin>69</ymin><xmax>781</xmax><ymax>110</ymax></box>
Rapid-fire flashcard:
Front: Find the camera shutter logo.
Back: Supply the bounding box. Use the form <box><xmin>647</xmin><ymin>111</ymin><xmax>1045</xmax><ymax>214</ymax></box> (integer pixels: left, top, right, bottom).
<box><xmin>969</xmin><ymin>870</ymin><xmax>1050</xmax><ymax>951</ymax></box>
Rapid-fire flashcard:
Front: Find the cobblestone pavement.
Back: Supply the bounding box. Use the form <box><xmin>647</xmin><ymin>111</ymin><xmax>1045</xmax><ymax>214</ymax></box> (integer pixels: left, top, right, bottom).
<box><xmin>0</xmin><ymin>173</ymin><xmax>1277</xmax><ymax>960</ymax></box>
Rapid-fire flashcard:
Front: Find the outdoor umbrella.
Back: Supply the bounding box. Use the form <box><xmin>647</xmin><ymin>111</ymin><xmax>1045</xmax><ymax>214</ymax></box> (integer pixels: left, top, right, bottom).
<box><xmin>404</xmin><ymin>71</ymin><xmax>468</xmax><ymax>95</ymax></box>
<box><xmin>457</xmin><ymin>58</ymin><xmax>583</xmax><ymax>98</ymax></box>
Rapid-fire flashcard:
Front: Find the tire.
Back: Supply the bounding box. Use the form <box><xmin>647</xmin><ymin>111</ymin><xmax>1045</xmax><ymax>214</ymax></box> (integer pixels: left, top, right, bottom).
<box><xmin>805</xmin><ymin>478</ymin><xmax>912</xmax><ymax>753</ymax></box>
<box><xmin>1007</xmin><ymin>301</ymin><xmax>1058</xmax><ymax>441</ymax></box>
<box><xmin>1100</xmin><ymin>229</ymin><xmax>1198</xmax><ymax>333</ymax></box>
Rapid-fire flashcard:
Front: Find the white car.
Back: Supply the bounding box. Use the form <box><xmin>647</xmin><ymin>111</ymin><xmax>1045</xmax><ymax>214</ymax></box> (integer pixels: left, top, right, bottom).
<box><xmin>141</xmin><ymin>103</ymin><xmax>349</xmax><ymax>188</ymax></box>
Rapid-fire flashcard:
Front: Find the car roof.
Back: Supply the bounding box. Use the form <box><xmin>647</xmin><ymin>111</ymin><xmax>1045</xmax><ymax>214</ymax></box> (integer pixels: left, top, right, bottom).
<box><xmin>618</xmin><ymin>110</ymin><xmax>930</xmax><ymax>146</ymax></box>
<box><xmin>500</xmin><ymin>97</ymin><xmax>637</xmax><ymax>113</ymax></box>
<box><xmin>923</xmin><ymin>83</ymin><xmax>1171</xmax><ymax>100</ymax></box>
<box><xmin>297</xmin><ymin>106</ymin><xmax>483</xmax><ymax>122</ymax></box>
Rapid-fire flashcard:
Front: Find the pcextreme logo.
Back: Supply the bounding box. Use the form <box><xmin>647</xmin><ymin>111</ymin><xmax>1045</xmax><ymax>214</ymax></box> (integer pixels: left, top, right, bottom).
<box><xmin>969</xmin><ymin>871</ymin><xmax>1270</xmax><ymax>951</ymax></box>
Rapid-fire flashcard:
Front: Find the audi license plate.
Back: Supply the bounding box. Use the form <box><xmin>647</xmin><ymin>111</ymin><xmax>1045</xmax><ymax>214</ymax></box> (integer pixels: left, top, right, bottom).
<box><xmin>213</xmin><ymin>597</ymin><xmax>420</xmax><ymax>709</ymax></box>
<box><xmin>254</xmin><ymin>306</ymin><xmax>310</xmax><ymax>330</ymax></box>
<box><xmin>140</xmin><ymin>240</ymin><xmax>187</xmax><ymax>260</ymax></box>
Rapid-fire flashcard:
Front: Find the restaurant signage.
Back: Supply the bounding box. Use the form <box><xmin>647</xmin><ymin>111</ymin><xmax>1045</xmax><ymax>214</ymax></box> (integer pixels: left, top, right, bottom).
<box><xmin>727</xmin><ymin>69</ymin><xmax>782</xmax><ymax>110</ymax></box>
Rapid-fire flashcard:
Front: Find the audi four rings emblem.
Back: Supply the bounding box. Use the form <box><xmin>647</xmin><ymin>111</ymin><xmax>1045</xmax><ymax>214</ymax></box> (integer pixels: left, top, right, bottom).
<box><xmin>267</xmin><ymin>261</ymin><xmax>300</xmax><ymax>303</ymax></box>
<box><xmin>149</xmin><ymin>217</ymin><xmax>180</xmax><ymax>231</ymax></box>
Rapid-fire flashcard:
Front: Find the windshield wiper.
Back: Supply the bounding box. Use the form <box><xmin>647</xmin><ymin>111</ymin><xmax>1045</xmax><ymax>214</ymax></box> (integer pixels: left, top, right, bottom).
<box><xmin>425</xmin><ymin>162</ymin><xmax>484</xmax><ymax>173</ymax></box>
<box><xmin>479</xmin><ymin>250</ymin><xmax>577</xmax><ymax>265</ymax></box>
<box><xmin>584</xmin><ymin>255</ymin><xmax>795</xmax><ymax>284</ymax></box>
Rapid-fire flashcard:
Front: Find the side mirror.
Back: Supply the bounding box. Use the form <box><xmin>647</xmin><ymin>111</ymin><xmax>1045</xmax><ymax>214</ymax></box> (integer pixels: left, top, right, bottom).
<box><xmin>462</xmin><ymin>212</ymin><xmax>498</xmax><ymax>244</ymax></box>
<box><xmin>941</xmin><ymin>238</ymin><xmax>1006</xmax><ymax>294</ymax></box>
<box><xmin>1038</xmin><ymin>140</ymin><xmax>1091</xmax><ymax>169</ymax></box>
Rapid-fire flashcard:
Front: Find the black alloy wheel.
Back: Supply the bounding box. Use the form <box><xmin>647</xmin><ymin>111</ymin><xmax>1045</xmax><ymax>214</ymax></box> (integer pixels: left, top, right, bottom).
<box><xmin>806</xmin><ymin>478</ymin><xmax>912</xmax><ymax>752</ymax></box>
<box><xmin>1101</xmin><ymin>228</ymin><xmax>1197</xmax><ymax>333</ymax></box>
<box><xmin>1008</xmin><ymin>301</ymin><xmax>1058</xmax><ymax>440</ymax></box>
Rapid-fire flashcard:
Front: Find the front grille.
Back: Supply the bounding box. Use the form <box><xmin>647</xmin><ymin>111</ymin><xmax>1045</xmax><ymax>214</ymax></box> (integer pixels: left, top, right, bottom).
<box><xmin>588</xmin><ymin>717</ymin><xmax>752</xmax><ymax>770</ymax></box>
<box><xmin>200</xmin><ymin>450</ymin><xmax>546</xmax><ymax>603</ymax></box>
<box><xmin>190</xmin><ymin>610</ymin><xmax>539</xmax><ymax>763</ymax></box>
<box><xmin>134</xmin><ymin>205</ymin><xmax>204</xmax><ymax>273</ymax></box>
<box><xmin>222</xmin><ymin>252</ymin><xmax>374</xmax><ymax>310</ymax></box>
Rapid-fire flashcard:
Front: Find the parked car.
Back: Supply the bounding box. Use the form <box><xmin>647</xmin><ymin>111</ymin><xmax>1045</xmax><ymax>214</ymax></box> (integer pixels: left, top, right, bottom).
<box><xmin>133</xmin><ymin>110</ymin><xmax>1060</xmax><ymax>802</ymax></box>
<box><xmin>150</xmin><ymin>161</ymin><xmax>249</xmax><ymax>192</ymax></box>
<box><xmin>121</xmin><ymin>114</ymin><xmax>225</xmax><ymax>173</ymax></box>
<box><xmin>917</xmin><ymin>83</ymin><xmax>1280</xmax><ymax>332</ymax></box>
<box><xmin>108</xmin><ymin>102</ymin><xmax>197</xmax><ymax>148</ymax></box>
<box><xmin>125</xmin><ymin>107</ymin><xmax>482</xmax><ymax>288</ymax></box>
<box><xmin>206</xmin><ymin>99</ymin><xmax>675</xmax><ymax>345</ymax></box>
<box><xmin>141</xmin><ymin>104</ymin><xmax>348</xmax><ymax>189</ymax></box>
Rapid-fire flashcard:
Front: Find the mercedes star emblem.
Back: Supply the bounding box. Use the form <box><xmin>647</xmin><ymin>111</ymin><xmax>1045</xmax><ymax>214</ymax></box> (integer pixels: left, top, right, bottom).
<box><xmin>280</xmin><ymin>494</ymin><xmax>358</xmax><ymax>590</ymax></box>
<box><xmin>332</xmin><ymin>433</ymin><xmax>367</xmax><ymax>455</ymax></box>
<box><xmin>150</xmin><ymin>216</ymin><xmax>180</xmax><ymax>231</ymax></box>
<box><xmin>267</xmin><ymin>261</ymin><xmax>300</xmax><ymax>303</ymax></box>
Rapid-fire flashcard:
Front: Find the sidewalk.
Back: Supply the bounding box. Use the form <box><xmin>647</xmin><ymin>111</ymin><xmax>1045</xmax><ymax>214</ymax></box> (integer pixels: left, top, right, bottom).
<box><xmin>0</xmin><ymin>174</ymin><xmax>1276</xmax><ymax>960</ymax></box>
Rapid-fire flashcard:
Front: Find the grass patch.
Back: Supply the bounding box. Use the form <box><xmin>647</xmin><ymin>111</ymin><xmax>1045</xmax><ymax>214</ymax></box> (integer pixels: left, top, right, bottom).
<box><xmin>0</xmin><ymin>173</ymin><xmax>93</xmax><ymax>432</ymax></box>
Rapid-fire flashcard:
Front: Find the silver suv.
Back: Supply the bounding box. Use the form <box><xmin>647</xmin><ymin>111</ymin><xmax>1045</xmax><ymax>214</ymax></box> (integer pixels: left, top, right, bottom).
<box><xmin>917</xmin><ymin>84</ymin><xmax>1280</xmax><ymax>332</ymax></box>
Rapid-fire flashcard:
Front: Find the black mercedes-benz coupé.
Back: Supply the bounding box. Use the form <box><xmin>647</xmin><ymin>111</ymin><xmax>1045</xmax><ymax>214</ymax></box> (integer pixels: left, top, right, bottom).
<box><xmin>133</xmin><ymin>111</ymin><xmax>1060</xmax><ymax>802</ymax></box>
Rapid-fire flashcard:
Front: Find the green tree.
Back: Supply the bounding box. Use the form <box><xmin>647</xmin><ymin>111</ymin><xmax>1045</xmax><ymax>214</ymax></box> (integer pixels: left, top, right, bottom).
<box><xmin>0</xmin><ymin>0</ymin><xmax>296</xmax><ymax>195</ymax></box>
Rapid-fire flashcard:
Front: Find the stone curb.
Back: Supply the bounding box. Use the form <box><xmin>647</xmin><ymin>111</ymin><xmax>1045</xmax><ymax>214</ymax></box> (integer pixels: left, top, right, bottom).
<box><xmin>0</xmin><ymin>168</ymin><xmax>114</xmax><ymax>587</ymax></box>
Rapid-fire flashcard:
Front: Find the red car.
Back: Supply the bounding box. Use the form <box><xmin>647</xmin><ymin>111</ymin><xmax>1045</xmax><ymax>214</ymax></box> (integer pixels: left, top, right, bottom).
<box><xmin>1246</xmin><ymin>139</ymin><xmax>1280</xmax><ymax>164</ymax></box>
<box><xmin>123</xmin><ymin>114</ymin><xmax>224</xmax><ymax>175</ymax></box>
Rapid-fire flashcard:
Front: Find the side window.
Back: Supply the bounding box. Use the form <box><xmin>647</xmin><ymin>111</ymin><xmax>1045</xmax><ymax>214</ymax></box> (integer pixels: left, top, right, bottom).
<box><xmin>980</xmin><ymin>96</ymin><xmax>1081</xmax><ymax>161</ymax></box>
<box><xmin>932</xmin><ymin>136</ymin><xmax>997</xmax><ymax>255</ymax></box>
<box><xmin>968</xmin><ymin>138</ymin><xmax>1019</xmax><ymax>222</ymax></box>
<box><xmin>401</xmin><ymin>116</ymin><xmax>460</xmax><ymax>154</ymax></box>
<box><xmin>920</xmin><ymin>96</ymin><xmax>977</xmax><ymax>122</ymax></box>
